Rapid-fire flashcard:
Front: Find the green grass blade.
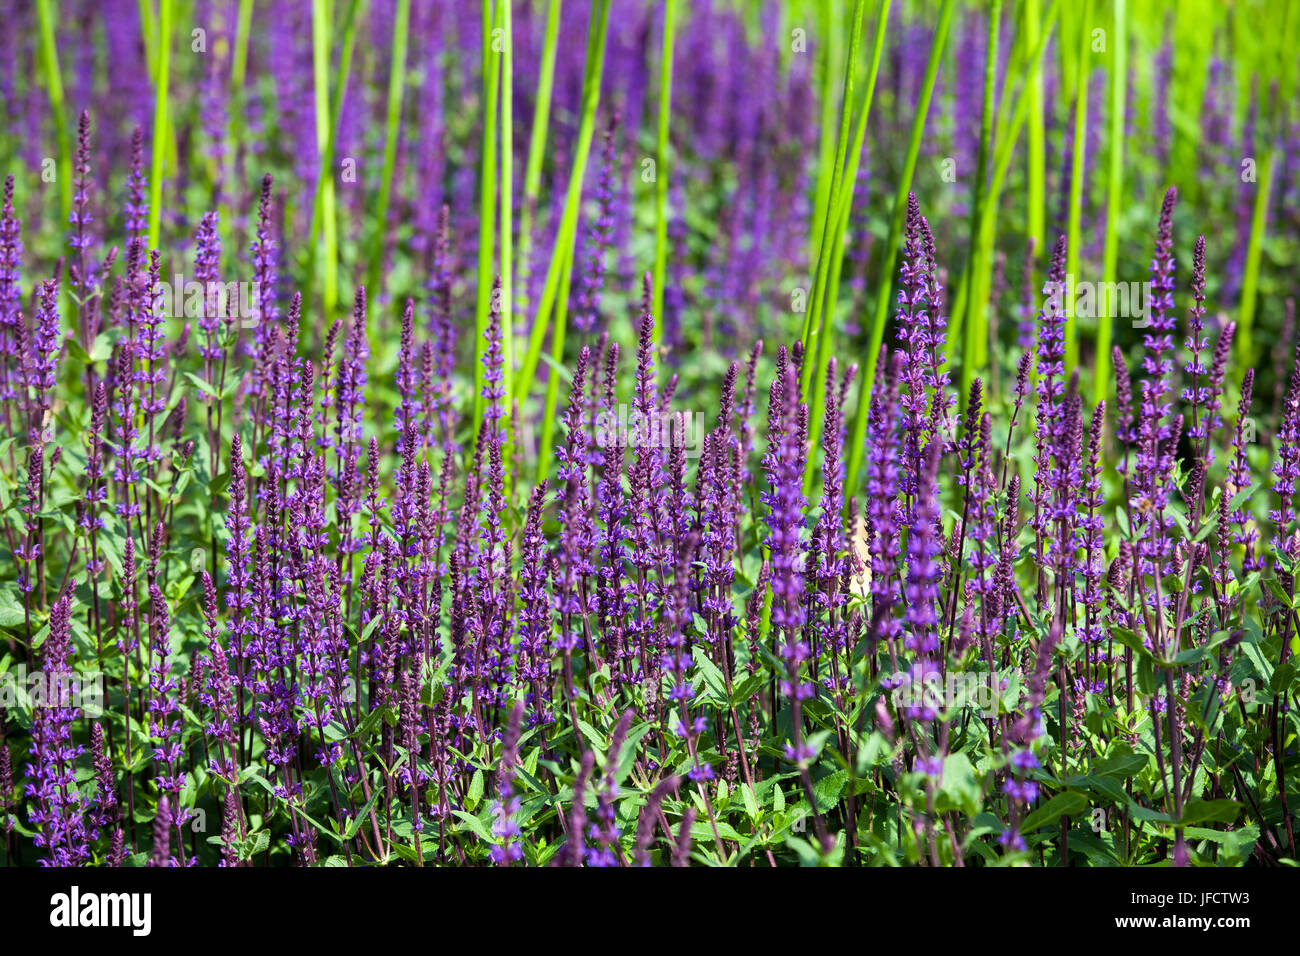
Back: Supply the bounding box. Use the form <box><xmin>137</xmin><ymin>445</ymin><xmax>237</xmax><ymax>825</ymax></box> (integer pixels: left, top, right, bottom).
<box><xmin>1062</xmin><ymin>0</ymin><xmax>1092</xmax><ymax>372</ymax></box>
<box><xmin>800</xmin><ymin>0</ymin><xmax>867</xmax><ymax>378</ymax></box>
<box><xmin>228</xmin><ymin>0</ymin><xmax>256</xmax><ymax>188</ymax></box>
<box><xmin>802</xmin><ymin>0</ymin><xmax>890</xmax><ymax>494</ymax></box>
<box><xmin>1025</xmin><ymin>0</ymin><xmax>1045</xmax><ymax>250</ymax></box>
<box><xmin>366</xmin><ymin>0</ymin><xmax>411</xmax><ymax>311</ymax></box>
<box><xmin>303</xmin><ymin>0</ymin><xmax>366</xmax><ymax>318</ymax></box>
<box><xmin>1237</xmin><ymin>149</ymin><xmax>1274</xmax><ymax>369</ymax></box>
<box><xmin>843</xmin><ymin>0</ymin><xmax>954</xmax><ymax>502</ymax></box>
<box><xmin>650</xmin><ymin>0</ymin><xmax>678</xmax><ymax>347</ymax></box>
<box><xmin>1094</xmin><ymin>0</ymin><xmax>1126</xmax><ymax>405</ymax></box>
<box><xmin>530</xmin><ymin>0</ymin><xmax>612</xmax><ymax>480</ymax></box>
<box><xmin>959</xmin><ymin>0</ymin><xmax>1003</xmax><ymax>410</ymax></box>
<box><xmin>311</xmin><ymin>0</ymin><xmax>339</xmax><ymax>319</ymax></box>
<box><xmin>513</xmin><ymin>0</ymin><xmax>612</xmax><ymax>408</ymax></box>
<box><xmin>474</xmin><ymin>0</ymin><xmax>502</xmax><ymax>424</ymax></box>
<box><xmin>808</xmin><ymin>0</ymin><xmax>842</xmax><ymax>274</ymax></box>
<box><xmin>499</xmin><ymin>0</ymin><xmax>514</xmax><ymax>421</ymax></box>
<box><xmin>36</xmin><ymin>0</ymin><xmax>71</xmax><ymax>220</ymax></box>
<box><xmin>147</xmin><ymin>0</ymin><xmax>172</xmax><ymax>251</ymax></box>
<box><xmin>515</xmin><ymin>0</ymin><xmax>563</xmax><ymax>320</ymax></box>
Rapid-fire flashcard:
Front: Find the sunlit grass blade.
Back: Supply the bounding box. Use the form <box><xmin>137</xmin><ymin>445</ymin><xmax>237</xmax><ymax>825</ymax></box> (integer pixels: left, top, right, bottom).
<box><xmin>474</xmin><ymin>0</ymin><xmax>502</xmax><ymax>424</ymax></box>
<box><xmin>366</xmin><ymin>0</ymin><xmax>411</xmax><ymax>313</ymax></box>
<box><xmin>513</xmin><ymin>0</ymin><xmax>612</xmax><ymax>409</ymax></box>
<box><xmin>311</xmin><ymin>0</ymin><xmax>339</xmax><ymax>320</ymax></box>
<box><xmin>1062</xmin><ymin>0</ymin><xmax>1091</xmax><ymax>373</ymax></box>
<box><xmin>958</xmin><ymin>0</ymin><xmax>1002</xmax><ymax>410</ymax></box>
<box><xmin>147</xmin><ymin>0</ymin><xmax>173</xmax><ymax>251</ymax></box>
<box><xmin>651</xmin><ymin>0</ymin><xmax>678</xmax><ymax>347</ymax></box>
<box><xmin>800</xmin><ymin>0</ymin><xmax>867</xmax><ymax>370</ymax></box>
<box><xmin>499</xmin><ymin>0</ymin><xmax>514</xmax><ymax>418</ymax></box>
<box><xmin>36</xmin><ymin>0</ymin><xmax>71</xmax><ymax>220</ymax></box>
<box><xmin>1237</xmin><ymin>149</ymin><xmax>1274</xmax><ymax>369</ymax></box>
<box><xmin>303</xmin><ymin>0</ymin><xmax>366</xmax><ymax>319</ymax></box>
<box><xmin>1025</xmin><ymin>0</ymin><xmax>1045</xmax><ymax>251</ymax></box>
<box><xmin>529</xmin><ymin>0</ymin><xmax>612</xmax><ymax>482</ymax></box>
<box><xmin>516</xmin><ymin>0</ymin><xmax>563</xmax><ymax>320</ymax></box>
<box><xmin>1094</xmin><ymin>0</ymin><xmax>1126</xmax><ymax>405</ymax></box>
<box><xmin>802</xmin><ymin>0</ymin><xmax>890</xmax><ymax>494</ymax></box>
<box><xmin>843</xmin><ymin>0</ymin><xmax>954</xmax><ymax>502</ymax></box>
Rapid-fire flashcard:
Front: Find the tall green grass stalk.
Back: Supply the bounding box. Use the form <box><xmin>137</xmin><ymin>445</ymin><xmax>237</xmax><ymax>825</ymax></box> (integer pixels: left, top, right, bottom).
<box><xmin>799</xmin><ymin>0</ymin><xmax>868</xmax><ymax>363</ymax></box>
<box><xmin>651</xmin><ymin>0</ymin><xmax>678</xmax><ymax>346</ymax></box>
<box><xmin>526</xmin><ymin>0</ymin><xmax>612</xmax><ymax>481</ymax></box>
<box><xmin>959</xmin><ymin>0</ymin><xmax>1002</xmax><ymax>410</ymax></box>
<box><xmin>801</xmin><ymin>0</ymin><xmax>890</xmax><ymax>493</ymax></box>
<box><xmin>304</xmin><ymin>0</ymin><xmax>366</xmax><ymax>319</ymax></box>
<box><xmin>1093</xmin><ymin>0</ymin><xmax>1125</xmax><ymax>405</ymax></box>
<box><xmin>808</xmin><ymin>0</ymin><xmax>842</xmax><ymax>273</ymax></box>
<box><xmin>515</xmin><ymin>0</ymin><xmax>562</xmax><ymax>320</ymax></box>
<box><xmin>513</xmin><ymin>0</ymin><xmax>612</xmax><ymax>409</ymax></box>
<box><xmin>311</xmin><ymin>0</ymin><xmax>339</xmax><ymax>319</ymax></box>
<box><xmin>1062</xmin><ymin>0</ymin><xmax>1091</xmax><ymax>373</ymax></box>
<box><xmin>36</xmin><ymin>0</ymin><xmax>71</xmax><ymax>220</ymax></box>
<box><xmin>474</xmin><ymin>0</ymin><xmax>502</xmax><ymax>424</ymax></box>
<box><xmin>228</xmin><ymin>0</ymin><xmax>256</xmax><ymax>192</ymax></box>
<box><xmin>1237</xmin><ymin>149</ymin><xmax>1274</xmax><ymax>368</ymax></box>
<box><xmin>535</xmin><ymin>246</ymin><xmax>576</xmax><ymax>486</ymax></box>
<box><xmin>146</xmin><ymin>0</ymin><xmax>172</xmax><ymax>251</ymax></box>
<box><xmin>977</xmin><ymin>0</ymin><xmax>1060</xmax><ymax>221</ymax></box>
<box><xmin>499</xmin><ymin>0</ymin><xmax>514</xmax><ymax>419</ymax></box>
<box><xmin>1025</xmin><ymin>0</ymin><xmax>1045</xmax><ymax>251</ymax></box>
<box><xmin>366</xmin><ymin>0</ymin><xmax>411</xmax><ymax>317</ymax></box>
<box><xmin>843</xmin><ymin>0</ymin><xmax>954</xmax><ymax>502</ymax></box>
<box><xmin>137</xmin><ymin>0</ymin><xmax>158</xmax><ymax>82</ymax></box>
<box><xmin>970</xmin><ymin>0</ymin><xmax>1061</xmax><ymax>292</ymax></box>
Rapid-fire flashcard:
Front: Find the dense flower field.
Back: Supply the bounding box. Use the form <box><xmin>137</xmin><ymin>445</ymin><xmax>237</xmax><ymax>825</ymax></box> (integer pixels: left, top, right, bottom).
<box><xmin>0</xmin><ymin>0</ymin><xmax>1297</xmax><ymax>868</ymax></box>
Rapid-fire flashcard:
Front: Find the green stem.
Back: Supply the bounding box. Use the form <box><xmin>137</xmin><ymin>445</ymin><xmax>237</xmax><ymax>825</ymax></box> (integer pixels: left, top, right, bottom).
<box><xmin>474</xmin><ymin>0</ymin><xmax>502</xmax><ymax>424</ymax></box>
<box><xmin>1094</xmin><ymin>0</ymin><xmax>1125</xmax><ymax>405</ymax></box>
<box><xmin>1025</xmin><ymin>0</ymin><xmax>1045</xmax><ymax>250</ymax></box>
<box><xmin>530</xmin><ymin>0</ymin><xmax>613</xmax><ymax>478</ymax></box>
<box><xmin>513</xmin><ymin>0</ymin><xmax>612</xmax><ymax>408</ymax></box>
<box><xmin>1062</xmin><ymin>0</ymin><xmax>1091</xmax><ymax>372</ymax></box>
<box><xmin>651</xmin><ymin>0</ymin><xmax>678</xmax><ymax>347</ymax></box>
<box><xmin>147</xmin><ymin>0</ymin><xmax>172</xmax><ymax>251</ymax></box>
<box><xmin>499</xmin><ymin>0</ymin><xmax>514</xmax><ymax>418</ymax></box>
<box><xmin>36</xmin><ymin>0</ymin><xmax>71</xmax><ymax>220</ymax></box>
<box><xmin>311</xmin><ymin>0</ymin><xmax>339</xmax><ymax>320</ymax></box>
<box><xmin>228</xmin><ymin>0</ymin><xmax>255</xmax><ymax>192</ymax></box>
<box><xmin>802</xmin><ymin>0</ymin><xmax>890</xmax><ymax>494</ymax></box>
<box><xmin>304</xmin><ymin>0</ymin><xmax>366</xmax><ymax>318</ymax></box>
<box><xmin>808</xmin><ymin>0</ymin><xmax>841</xmax><ymax>273</ymax></box>
<box><xmin>800</xmin><ymin>0</ymin><xmax>867</xmax><ymax>373</ymax></box>
<box><xmin>843</xmin><ymin>0</ymin><xmax>954</xmax><ymax>501</ymax></box>
<box><xmin>1237</xmin><ymin>150</ymin><xmax>1274</xmax><ymax>369</ymax></box>
<box><xmin>960</xmin><ymin>0</ymin><xmax>1002</xmax><ymax>410</ymax></box>
<box><xmin>515</xmin><ymin>0</ymin><xmax>563</xmax><ymax>320</ymax></box>
<box><xmin>367</xmin><ymin>0</ymin><xmax>412</xmax><ymax>309</ymax></box>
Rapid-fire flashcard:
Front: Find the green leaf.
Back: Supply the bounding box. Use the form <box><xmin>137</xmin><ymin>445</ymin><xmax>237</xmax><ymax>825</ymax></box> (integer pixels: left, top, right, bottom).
<box><xmin>183</xmin><ymin>372</ymin><xmax>220</xmax><ymax>400</ymax></box>
<box><xmin>1178</xmin><ymin>799</ymin><xmax>1241</xmax><ymax>827</ymax></box>
<box><xmin>451</xmin><ymin>809</ymin><xmax>493</xmax><ymax>843</ymax></box>
<box><xmin>465</xmin><ymin>768</ymin><xmax>484</xmax><ymax>811</ymax></box>
<box><xmin>691</xmin><ymin>646</ymin><xmax>728</xmax><ymax>702</ymax></box>
<box><xmin>1272</xmin><ymin>662</ymin><xmax>1296</xmax><ymax>696</ymax></box>
<box><xmin>810</xmin><ymin>770</ymin><xmax>848</xmax><ymax>814</ymax></box>
<box><xmin>935</xmin><ymin>753</ymin><xmax>980</xmax><ymax>815</ymax></box>
<box><xmin>239</xmin><ymin>829</ymin><xmax>270</xmax><ymax>860</ymax></box>
<box><xmin>1019</xmin><ymin>791</ymin><xmax>1090</xmax><ymax>832</ymax></box>
<box><xmin>1095</xmin><ymin>752</ymin><xmax>1149</xmax><ymax>779</ymax></box>
<box><xmin>344</xmin><ymin>789</ymin><xmax>380</xmax><ymax>841</ymax></box>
